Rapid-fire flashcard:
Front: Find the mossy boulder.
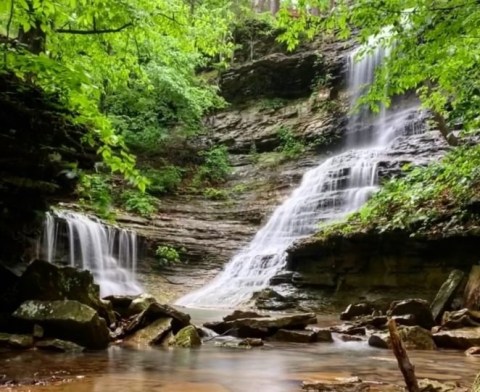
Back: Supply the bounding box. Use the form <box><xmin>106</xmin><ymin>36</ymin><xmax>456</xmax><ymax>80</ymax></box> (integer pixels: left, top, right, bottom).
<box><xmin>19</xmin><ymin>260</ymin><xmax>115</xmax><ymax>325</ymax></box>
<box><xmin>171</xmin><ymin>325</ymin><xmax>202</xmax><ymax>348</ymax></box>
<box><xmin>35</xmin><ymin>338</ymin><xmax>85</xmax><ymax>353</ymax></box>
<box><xmin>0</xmin><ymin>333</ymin><xmax>34</xmax><ymax>349</ymax></box>
<box><xmin>13</xmin><ymin>300</ymin><xmax>110</xmax><ymax>349</ymax></box>
<box><xmin>125</xmin><ymin>318</ymin><xmax>173</xmax><ymax>346</ymax></box>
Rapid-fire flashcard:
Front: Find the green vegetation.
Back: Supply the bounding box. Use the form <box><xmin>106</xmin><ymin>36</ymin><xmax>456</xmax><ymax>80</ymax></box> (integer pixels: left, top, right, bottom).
<box><xmin>319</xmin><ymin>145</ymin><xmax>480</xmax><ymax>237</ymax></box>
<box><xmin>143</xmin><ymin>166</ymin><xmax>183</xmax><ymax>196</ymax></box>
<box><xmin>77</xmin><ymin>174</ymin><xmax>114</xmax><ymax>219</ymax></box>
<box><xmin>193</xmin><ymin>145</ymin><xmax>232</xmax><ymax>186</ymax></box>
<box><xmin>276</xmin><ymin>126</ymin><xmax>305</xmax><ymax>160</ymax></box>
<box><xmin>155</xmin><ymin>245</ymin><xmax>181</xmax><ymax>267</ymax></box>
<box><xmin>121</xmin><ymin>190</ymin><xmax>157</xmax><ymax>218</ymax></box>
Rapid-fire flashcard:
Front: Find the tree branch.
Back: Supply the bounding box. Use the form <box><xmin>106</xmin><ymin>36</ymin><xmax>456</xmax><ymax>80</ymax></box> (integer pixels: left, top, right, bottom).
<box><xmin>56</xmin><ymin>22</ymin><xmax>133</xmax><ymax>35</ymax></box>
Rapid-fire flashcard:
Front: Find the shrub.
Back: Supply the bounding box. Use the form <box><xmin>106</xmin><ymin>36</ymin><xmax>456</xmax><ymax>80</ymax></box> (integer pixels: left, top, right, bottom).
<box><xmin>203</xmin><ymin>187</ymin><xmax>230</xmax><ymax>200</ymax></box>
<box><xmin>121</xmin><ymin>190</ymin><xmax>156</xmax><ymax>218</ymax></box>
<box><xmin>77</xmin><ymin>174</ymin><xmax>113</xmax><ymax>219</ymax></box>
<box><xmin>144</xmin><ymin>166</ymin><xmax>183</xmax><ymax>195</ymax></box>
<box><xmin>193</xmin><ymin>145</ymin><xmax>232</xmax><ymax>185</ymax></box>
<box><xmin>155</xmin><ymin>245</ymin><xmax>181</xmax><ymax>267</ymax></box>
<box><xmin>276</xmin><ymin>126</ymin><xmax>305</xmax><ymax>160</ymax></box>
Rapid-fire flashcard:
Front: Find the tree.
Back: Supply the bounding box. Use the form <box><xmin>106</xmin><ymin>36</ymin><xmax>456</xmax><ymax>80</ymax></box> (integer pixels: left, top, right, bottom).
<box><xmin>276</xmin><ymin>0</ymin><xmax>480</xmax><ymax>136</ymax></box>
<box><xmin>0</xmin><ymin>0</ymin><xmax>236</xmax><ymax>189</ymax></box>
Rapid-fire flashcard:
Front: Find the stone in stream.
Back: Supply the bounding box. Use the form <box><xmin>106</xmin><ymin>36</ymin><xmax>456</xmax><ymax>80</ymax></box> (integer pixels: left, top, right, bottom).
<box><xmin>124</xmin><ymin>302</ymin><xmax>190</xmax><ymax>337</ymax></box>
<box><xmin>125</xmin><ymin>317</ymin><xmax>173</xmax><ymax>346</ymax></box>
<box><xmin>433</xmin><ymin>327</ymin><xmax>480</xmax><ymax>349</ymax></box>
<box><xmin>251</xmin><ymin>288</ymin><xmax>297</xmax><ymax>311</ymax></box>
<box><xmin>464</xmin><ymin>266</ymin><xmax>480</xmax><ymax>310</ymax></box>
<box><xmin>35</xmin><ymin>339</ymin><xmax>85</xmax><ymax>353</ymax></box>
<box><xmin>340</xmin><ymin>303</ymin><xmax>375</xmax><ymax>321</ymax></box>
<box><xmin>271</xmin><ymin>329</ymin><xmax>318</xmax><ymax>343</ymax></box>
<box><xmin>387</xmin><ymin>298</ymin><xmax>435</xmax><ymax>330</ymax></box>
<box><xmin>12</xmin><ymin>299</ymin><xmax>110</xmax><ymax>349</ymax></box>
<box><xmin>103</xmin><ymin>295</ymin><xmax>135</xmax><ymax>318</ymax></box>
<box><xmin>126</xmin><ymin>293</ymin><xmax>157</xmax><ymax>317</ymax></box>
<box><xmin>170</xmin><ymin>325</ymin><xmax>202</xmax><ymax>348</ymax></box>
<box><xmin>223</xmin><ymin>310</ymin><xmax>269</xmax><ymax>322</ymax></box>
<box><xmin>368</xmin><ymin>326</ymin><xmax>436</xmax><ymax>350</ymax></box>
<box><xmin>465</xmin><ymin>346</ymin><xmax>480</xmax><ymax>356</ymax></box>
<box><xmin>0</xmin><ymin>332</ymin><xmax>34</xmax><ymax>349</ymax></box>
<box><xmin>430</xmin><ymin>269</ymin><xmax>465</xmax><ymax>322</ymax></box>
<box><xmin>441</xmin><ymin>308</ymin><xmax>480</xmax><ymax>329</ymax></box>
<box><xmin>204</xmin><ymin>313</ymin><xmax>317</xmax><ymax>339</ymax></box>
<box><xmin>18</xmin><ymin>260</ymin><xmax>116</xmax><ymax>326</ymax></box>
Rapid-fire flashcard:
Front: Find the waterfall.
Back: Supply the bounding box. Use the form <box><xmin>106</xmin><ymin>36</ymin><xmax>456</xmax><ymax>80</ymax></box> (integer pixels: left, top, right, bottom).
<box><xmin>39</xmin><ymin>210</ymin><xmax>143</xmax><ymax>298</ymax></box>
<box><xmin>176</xmin><ymin>44</ymin><xmax>422</xmax><ymax>308</ymax></box>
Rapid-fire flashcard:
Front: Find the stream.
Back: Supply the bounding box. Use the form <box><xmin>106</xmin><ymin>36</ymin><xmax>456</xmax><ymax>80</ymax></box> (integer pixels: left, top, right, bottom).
<box><xmin>1</xmin><ymin>310</ymin><xmax>478</xmax><ymax>391</ymax></box>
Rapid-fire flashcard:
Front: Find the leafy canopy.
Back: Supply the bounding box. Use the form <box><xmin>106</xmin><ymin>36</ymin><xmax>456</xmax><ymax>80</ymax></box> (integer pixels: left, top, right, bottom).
<box><xmin>0</xmin><ymin>0</ymin><xmax>237</xmax><ymax>190</ymax></box>
<box><xmin>276</xmin><ymin>0</ymin><xmax>480</xmax><ymax>131</ymax></box>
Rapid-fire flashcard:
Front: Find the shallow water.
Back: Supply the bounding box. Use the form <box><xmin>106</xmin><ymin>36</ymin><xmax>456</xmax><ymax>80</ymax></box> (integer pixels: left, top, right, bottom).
<box><xmin>1</xmin><ymin>309</ymin><xmax>479</xmax><ymax>392</ymax></box>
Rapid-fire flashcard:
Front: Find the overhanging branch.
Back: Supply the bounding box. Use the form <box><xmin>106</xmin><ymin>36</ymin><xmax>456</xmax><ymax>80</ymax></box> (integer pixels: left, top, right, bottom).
<box><xmin>56</xmin><ymin>22</ymin><xmax>133</xmax><ymax>35</ymax></box>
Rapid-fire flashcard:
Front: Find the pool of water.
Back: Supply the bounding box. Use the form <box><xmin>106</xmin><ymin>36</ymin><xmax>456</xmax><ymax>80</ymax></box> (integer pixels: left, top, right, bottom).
<box><xmin>1</xmin><ymin>309</ymin><xmax>478</xmax><ymax>391</ymax></box>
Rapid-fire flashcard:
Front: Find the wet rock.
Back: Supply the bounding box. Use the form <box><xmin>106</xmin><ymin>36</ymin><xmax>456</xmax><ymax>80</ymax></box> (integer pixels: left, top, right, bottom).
<box><xmin>309</xmin><ymin>327</ymin><xmax>334</xmax><ymax>342</ymax></box>
<box><xmin>340</xmin><ymin>303</ymin><xmax>375</xmax><ymax>321</ymax></box>
<box><xmin>464</xmin><ymin>266</ymin><xmax>480</xmax><ymax>310</ymax></box>
<box><xmin>0</xmin><ymin>333</ymin><xmax>34</xmax><ymax>349</ymax></box>
<box><xmin>223</xmin><ymin>310</ymin><xmax>269</xmax><ymax>322</ymax></box>
<box><xmin>441</xmin><ymin>308</ymin><xmax>480</xmax><ymax>329</ymax></box>
<box><xmin>271</xmin><ymin>329</ymin><xmax>318</xmax><ymax>343</ymax></box>
<box><xmin>238</xmin><ymin>338</ymin><xmax>263</xmax><ymax>347</ymax></box>
<box><xmin>368</xmin><ymin>326</ymin><xmax>436</xmax><ymax>350</ymax></box>
<box><xmin>127</xmin><ymin>294</ymin><xmax>157</xmax><ymax>316</ymax></box>
<box><xmin>252</xmin><ymin>288</ymin><xmax>296</xmax><ymax>311</ymax></box>
<box><xmin>301</xmin><ymin>377</ymin><xmax>399</xmax><ymax>391</ymax></box>
<box><xmin>171</xmin><ymin>325</ymin><xmax>202</xmax><ymax>348</ymax></box>
<box><xmin>388</xmin><ymin>299</ymin><xmax>435</xmax><ymax>330</ymax></box>
<box><xmin>125</xmin><ymin>317</ymin><xmax>173</xmax><ymax>346</ymax></box>
<box><xmin>330</xmin><ymin>324</ymin><xmax>366</xmax><ymax>336</ymax></box>
<box><xmin>418</xmin><ymin>379</ymin><xmax>468</xmax><ymax>392</ymax></box>
<box><xmin>204</xmin><ymin>313</ymin><xmax>317</xmax><ymax>338</ymax></box>
<box><xmin>269</xmin><ymin>271</ymin><xmax>294</xmax><ymax>285</ymax></box>
<box><xmin>18</xmin><ymin>260</ymin><xmax>115</xmax><ymax>325</ymax></box>
<box><xmin>433</xmin><ymin>327</ymin><xmax>480</xmax><ymax>349</ymax></box>
<box><xmin>35</xmin><ymin>339</ymin><xmax>85</xmax><ymax>353</ymax></box>
<box><xmin>103</xmin><ymin>295</ymin><xmax>135</xmax><ymax>318</ymax></box>
<box><xmin>465</xmin><ymin>346</ymin><xmax>480</xmax><ymax>356</ymax></box>
<box><xmin>13</xmin><ymin>300</ymin><xmax>110</xmax><ymax>349</ymax></box>
<box><xmin>124</xmin><ymin>302</ymin><xmax>190</xmax><ymax>336</ymax></box>
<box><xmin>430</xmin><ymin>269</ymin><xmax>465</xmax><ymax>322</ymax></box>
<box><xmin>336</xmin><ymin>334</ymin><xmax>365</xmax><ymax>342</ymax></box>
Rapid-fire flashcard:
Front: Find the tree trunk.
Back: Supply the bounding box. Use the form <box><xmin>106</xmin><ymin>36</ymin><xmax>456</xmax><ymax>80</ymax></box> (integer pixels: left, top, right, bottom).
<box><xmin>270</xmin><ymin>0</ymin><xmax>280</xmax><ymax>15</ymax></box>
<box><xmin>387</xmin><ymin>319</ymin><xmax>420</xmax><ymax>392</ymax></box>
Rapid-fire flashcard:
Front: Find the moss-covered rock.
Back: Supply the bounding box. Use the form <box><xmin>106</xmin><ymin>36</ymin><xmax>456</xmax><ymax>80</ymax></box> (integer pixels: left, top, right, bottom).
<box><xmin>0</xmin><ymin>332</ymin><xmax>34</xmax><ymax>349</ymax></box>
<box><xmin>13</xmin><ymin>300</ymin><xmax>110</xmax><ymax>349</ymax></box>
<box><xmin>171</xmin><ymin>325</ymin><xmax>202</xmax><ymax>348</ymax></box>
<box><xmin>35</xmin><ymin>338</ymin><xmax>85</xmax><ymax>353</ymax></box>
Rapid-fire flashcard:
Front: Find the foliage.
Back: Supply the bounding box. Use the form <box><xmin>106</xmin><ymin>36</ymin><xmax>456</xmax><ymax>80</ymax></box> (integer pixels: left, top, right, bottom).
<box><xmin>0</xmin><ymin>0</ymin><xmax>237</xmax><ymax>188</ymax></box>
<box><xmin>319</xmin><ymin>145</ymin><xmax>480</xmax><ymax>236</ymax></box>
<box><xmin>276</xmin><ymin>0</ymin><xmax>480</xmax><ymax>132</ymax></box>
<box><xmin>193</xmin><ymin>145</ymin><xmax>232</xmax><ymax>185</ymax></box>
<box><xmin>121</xmin><ymin>190</ymin><xmax>156</xmax><ymax>218</ymax></box>
<box><xmin>77</xmin><ymin>174</ymin><xmax>114</xmax><ymax>219</ymax></box>
<box><xmin>203</xmin><ymin>187</ymin><xmax>230</xmax><ymax>200</ymax></box>
<box><xmin>155</xmin><ymin>245</ymin><xmax>181</xmax><ymax>267</ymax></box>
<box><xmin>276</xmin><ymin>126</ymin><xmax>305</xmax><ymax>160</ymax></box>
<box><xmin>258</xmin><ymin>98</ymin><xmax>287</xmax><ymax>111</ymax></box>
<box><xmin>143</xmin><ymin>166</ymin><xmax>183</xmax><ymax>196</ymax></box>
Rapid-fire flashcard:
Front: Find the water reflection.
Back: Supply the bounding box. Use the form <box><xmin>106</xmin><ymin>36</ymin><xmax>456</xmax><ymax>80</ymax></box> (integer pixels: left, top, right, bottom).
<box><xmin>2</xmin><ymin>341</ymin><xmax>479</xmax><ymax>392</ymax></box>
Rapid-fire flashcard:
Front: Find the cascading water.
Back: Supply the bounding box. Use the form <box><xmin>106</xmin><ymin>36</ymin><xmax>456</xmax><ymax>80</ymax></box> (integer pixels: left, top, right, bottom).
<box><xmin>176</xmin><ymin>44</ymin><xmax>422</xmax><ymax>308</ymax></box>
<box><xmin>39</xmin><ymin>210</ymin><xmax>143</xmax><ymax>297</ymax></box>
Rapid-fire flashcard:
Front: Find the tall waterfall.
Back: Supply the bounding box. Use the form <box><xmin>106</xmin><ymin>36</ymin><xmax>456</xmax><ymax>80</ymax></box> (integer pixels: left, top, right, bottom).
<box><xmin>39</xmin><ymin>210</ymin><xmax>143</xmax><ymax>298</ymax></box>
<box><xmin>176</xmin><ymin>45</ymin><xmax>421</xmax><ymax>308</ymax></box>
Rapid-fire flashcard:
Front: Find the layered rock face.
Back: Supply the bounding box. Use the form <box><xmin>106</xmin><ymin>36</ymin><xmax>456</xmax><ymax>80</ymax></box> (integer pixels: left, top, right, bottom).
<box><xmin>119</xmin><ymin>24</ymin><xmax>451</xmax><ymax>302</ymax></box>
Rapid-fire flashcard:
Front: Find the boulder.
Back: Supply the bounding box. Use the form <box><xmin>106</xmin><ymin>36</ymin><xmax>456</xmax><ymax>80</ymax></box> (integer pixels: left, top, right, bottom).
<box><xmin>368</xmin><ymin>326</ymin><xmax>436</xmax><ymax>350</ymax></box>
<box><xmin>251</xmin><ymin>288</ymin><xmax>296</xmax><ymax>311</ymax></box>
<box><xmin>464</xmin><ymin>266</ymin><xmax>480</xmax><ymax>310</ymax></box>
<box><xmin>0</xmin><ymin>333</ymin><xmax>34</xmax><ymax>349</ymax></box>
<box><xmin>13</xmin><ymin>300</ymin><xmax>110</xmax><ymax>349</ymax></box>
<box><xmin>171</xmin><ymin>325</ymin><xmax>202</xmax><ymax>348</ymax></box>
<box><xmin>35</xmin><ymin>339</ymin><xmax>85</xmax><ymax>353</ymax></box>
<box><xmin>430</xmin><ymin>269</ymin><xmax>465</xmax><ymax>322</ymax></box>
<box><xmin>340</xmin><ymin>303</ymin><xmax>375</xmax><ymax>321</ymax></box>
<box><xmin>125</xmin><ymin>317</ymin><xmax>173</xmax><ymax>346</ymax></box>
<box><xmin>337</xmin><ymin>334</ymin><xmax>365</xmax><ymax>342</ymax></box>
<box><xmin>388</xmin><ymin>299</ymin><xmax>435</xmax><ymax>330</ymax></box>
<box><xmin>433</xmin><ymin>327</ymin><xmax>480</xmax><ymax>349</ymax></box>
<box><xmin>441</xmin><ymin>308</ymin><xmax>480</xmax><ymax>329</ymax></box>
<box><xmin>271</xmin><ymin>329</ymin><xmax>318</xmax><ymax>343</ymax></box>
<box><xmin>238</xmin><ymin>338</ymin><xmax>263</xmax><ymax>347</ymax></box>
<box><xmin>204</xmin><ymin>313</ymin><xmax>317</xmax><ymax>339</ymax></box>
<box><xmin>124</xmin><ymin>302</ymin><xmax>190</xmax><ymax>336</ymax></box>
<box><xmin>126</xmin><ymin>294</ymin><xmax>157</xmax><ymax>316</ymax></box>
<box><xmin>223</xmin><ymin>310</ymin><xmax>269</xmax><ymax>322</ymax></box>
<box><xmin>308</xmin><ymin>327</ymin><xmax>334</xmax><ymax>342</ymax></box>
<box><xmin>302</xmin><ymin>377</ymin><xmax>396</xmax><ymax>392</ymax></box>
<box><xmin>418</xmin><ymin>379</ymin><xmax>467</xmax><ymax>392</ymax></box>
<box><xmin>330</xmin><ymin>324</ymin><xmax>366</xmax><ymax>336</ymax></box>
<box><xmin>18</xmin><ymin>260</ymin><xmax>115</xmax><ymax>325</ymax></box>
<box><xmin>465</xmin><ymin>346</ymin><xmax>480</xmax><ymax>356</ymax></box>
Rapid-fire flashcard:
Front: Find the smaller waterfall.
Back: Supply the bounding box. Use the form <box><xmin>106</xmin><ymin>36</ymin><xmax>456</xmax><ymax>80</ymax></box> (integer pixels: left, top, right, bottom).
<box><xmin>40</xmin><ymin>210</ymin><xmax>143</xmax><ymax>297</ymax></box>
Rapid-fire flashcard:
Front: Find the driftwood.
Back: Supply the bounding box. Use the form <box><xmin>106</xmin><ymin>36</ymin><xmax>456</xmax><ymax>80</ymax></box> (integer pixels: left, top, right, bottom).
<box><xmin>387</xmin><ymin>319</ymin><xmax>420</xmax><ymax>392</ymax></box>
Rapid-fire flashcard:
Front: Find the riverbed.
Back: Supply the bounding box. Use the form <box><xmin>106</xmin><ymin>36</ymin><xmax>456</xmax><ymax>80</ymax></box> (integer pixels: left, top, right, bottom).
<box><xmin>1</xmin><ymin>309</ymin><xmax>478</xmax><ymax>391</ymax></box>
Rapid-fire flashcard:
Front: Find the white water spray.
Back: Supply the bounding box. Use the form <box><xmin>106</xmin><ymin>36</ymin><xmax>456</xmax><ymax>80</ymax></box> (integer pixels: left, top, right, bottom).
<box><xmin>40</xmin><ymin>210</ymin><xmax>143</xmax><ymax>297</ymax></box>
<box><xmin>176</xmin><ymin>45</ymin><xmax>422</xmax><ymax>308</ymax></box>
